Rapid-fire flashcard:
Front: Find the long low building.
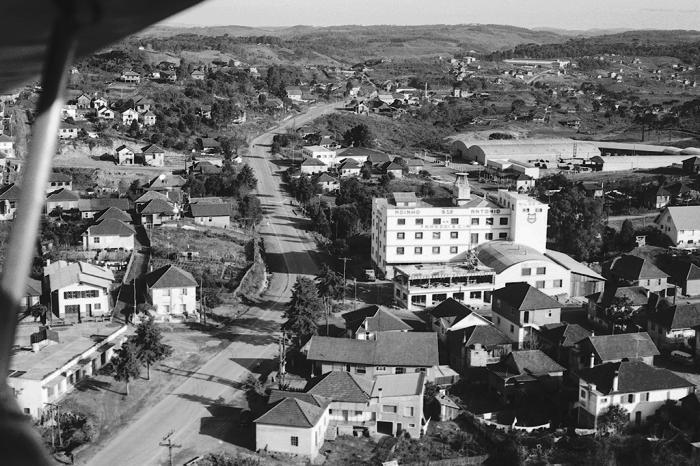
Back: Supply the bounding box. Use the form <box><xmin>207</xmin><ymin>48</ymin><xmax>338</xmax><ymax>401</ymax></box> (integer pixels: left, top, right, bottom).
<box><xmin>451</xmin><ymin>138</ymin><xmax>600</xmax><ymax>166</ymax></box>
<box><xmin>587</xmin><ymin>155</ymin><xmax>689</xmax><ymax>172</ymax></box>
<box><xmin>9</xmin><ymin>322</ymin><xmax>127</xmax><ymax>417</ymax></box>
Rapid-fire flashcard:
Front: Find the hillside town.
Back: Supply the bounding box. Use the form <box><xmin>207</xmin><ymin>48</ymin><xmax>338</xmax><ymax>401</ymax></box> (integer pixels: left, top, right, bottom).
<box><xmin>3</xmin><ymin>2</ymin><xmax>700</xmax><ymax>466</ymax></box>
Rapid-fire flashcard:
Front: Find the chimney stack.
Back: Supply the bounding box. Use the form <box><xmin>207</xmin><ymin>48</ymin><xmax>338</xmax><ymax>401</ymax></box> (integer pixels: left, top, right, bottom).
<box><xmin>612</xmin><ymin>371</ymin><xmax>619</xmax><ymax>392</ymax></box>
<box><xmin>589</xmin><ymin>352</ymin><xmax>595</xmax><ymax>369</ymax></box>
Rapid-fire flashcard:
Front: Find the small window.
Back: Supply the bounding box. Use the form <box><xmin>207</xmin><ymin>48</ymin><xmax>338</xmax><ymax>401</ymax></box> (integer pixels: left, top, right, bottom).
<box><xmin>486</xmin><ymin>217</ymin><xmax>494</xmax><ymax>225</ymax></box>
<box><xmin>397</xmin><ymin>218</ymin><xmax>406</xmax><ymax>225</ymax></box>
<box><xmin>356</xmin><ymin>366</ymin><xmax>366</xmax><ymax>374</ymax></box>
<box><xmin>94</xmin><ymin>237</ymin><xmax>100</xmax><ymax>243</ymax></box>
<box><xmin>510</xmin><ymin>324</ymin><xmax>514</xmax><ymax>333</ymax></box>
<box><xmin>451</xmin><ymin>218</ymin><xmax>459</xmax><ymax>224</ymax></box>
<box><xmin>485</xmin><ymin>233</ymin><xmax>493</xmax><ymax>240</ymax></box>
<box><xmin>432</xmin><ymin>246</ymin><xmax>440</xmax><ymax>254</ymax></box>
<box><xmin>644</xmin><ymin>392</ymin><xmax>650</xmax><ymax>401</ymax></box>
<box><xmin>433</xmin><ymin>232</ymin><xmax>441</xmax><ymax>240</ymax></box>
<box><xmin>290</xmin><ymin>436</ymin><xmax>299</xmax><ymax>446</ymax></box>
<box><xmin>522</xmin><ymin>268</ymin><xmax>532</xmax><ymax>276</ymax></box>
<box><xmin>208</xmin><ymin>217</ymin><xmax>213</xmax><ymax>222</ymax></box>
<box><xmin>415</xmin><ymin>232</ymin><xmax>423</xmax><ymax>239</ymax></box>
<box><xmin>536</xmin><ymin>267</ymin><xmax>546</xmax><ymax>275</ymax></box>
<box><xmin>415</xmin><ymin>218</ymin><xmax>423</xmax><ymax>225</ymax></box>
<box><xmin>94</xmin><ymin>303</ymin><xmax>101</xmax><ymax>310</ymax></box>
<box><xmin>415</xmin><ymin>247</ymin><xmax>422</xmax><ymax>254</ymax></box>
<box><xmin>396</xmin><ymin>247</ymin><xmax>404</xmax><ymax>255</ymax></box>
<box><xmin>450</xmin><ymin>246</ymin><xmax>458</xmax><ymax>254</ymax></box>
<box><xmin>553</xmin><ymin>279</ymin><xmax>563</xmax><ymax>288</ymax></box>
<box><xmin>498</xmin><ymin>232</ymin><xmax>507</xmax><ymax>239</ymax></box>
<box><xmin>433</xmin><ymin>218</ymin><xmax>441</xmax><ymax>225</ymax></box>
<box><xmin>580</xmin><ymin>389</ymin><xmax>587</xmax><ymax>399</ymax></box>
<box><xmin>397</xmin><ymin>232</ymin><xmax>405</xmax><ymax>239</ymax></box>
<box><xmin>470</xmin><ymin>291</ymin><xmax>482</xmax><ymax>299</ymax></box>
<box><xmin>627</xmin><ymin>394</ymin><xmax>634</xmax><ymax>403</ymax></box>
<box><xmin>500</xmin><ymin>217</ymin><xmax>508</xmax><ymax>225</ymax></box>
<box><xmin>471</xmin><ymin>218</ymin><xmax>479</xmax><ymax>225</ymax></box>
<box><xmin>404</xmin><ymin>407</ymin><xmax>414</xmax><ymax>417</ymax></box>
<box><xmin>470</xmin><ymin>233</ymin><xmax>478</xmax><ymax>244</ymax></box>
<box><xmin>382</xmin><ymin>405</ymin><xmax>398</xmax><ymax>413</ymax></box>
<box><xmin>182</xmin><ymin>288</ymin><xmax>188</xmax><ymax>295</ymax></box>
<box><xmin>450</xmin><ymin>232</ymin><xmax>458</xmax><ymax>239</ymax></box>
<box><xmin>536</xmin><ymin>280</ymin><xmax>545</xmax><ymax>289</ymax></box>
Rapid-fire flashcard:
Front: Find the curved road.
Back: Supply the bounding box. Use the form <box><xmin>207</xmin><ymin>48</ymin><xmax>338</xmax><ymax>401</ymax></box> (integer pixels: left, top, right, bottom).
<box><xmin>86</xmin><ymin>102</ymin><xmax>339</xmax><ymax>465</ymax></box>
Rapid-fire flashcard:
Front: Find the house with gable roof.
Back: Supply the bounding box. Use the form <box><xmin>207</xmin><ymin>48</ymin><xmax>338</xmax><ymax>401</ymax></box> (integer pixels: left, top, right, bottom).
<box><xmin>94</xmin><ymin>206</ymin><xmax>131</xmax><ymax>224</ymax></box>
<box><xmin>341</xmin><ymin>306</ymin><xmax>413</xmax><ymax>340</ymax></box>
<box><xmin>44</xmin><ymin>260</ymin><xmax>114</xmax><ymax>320</ymax></box>
<box><xmin>47</xmin><ymin>172</ymin><xmax>72</xmax><ymax>193</ymax></box>
<box><xmin>142</xmin><ymin>110</ymin><xmax>156</xmax><ymax>126</ymax></box>
<box><xmin>300</xmin><ymin>157</ymin><xmax>327</xmax><ymax>175</ymax></box>
<box><xmin>491</xmin><ymin>282</ymin><xmax>562</xmax><ymax>347</ymax></box>
<box><xmin>306</xmin><ymin>333</ymin><xmax>439</xmax><ymax>379</ymax></box>
<box><xmin>585</xmin><ymin>284</ymin><xmax>649</xmax><ymax>333</ymax></box>
<box><xmin>604</xmin><ymin>254</ymin><xmax>670</xmax><ymax>296</ymax></box>
<box><xmin>0</xmin><ymin>183</ymin><xmax>21</xmax><ymax>220</ymax></box>
<box><xmin>115</xmin><ymin>145</ymin><xmax>135</xmax><ymax>165</ymax></box>
<box><xmin>487</xmin><ymin>349</ymin><xmax>565</xmax><ymax>401</ymax></box>
<box><xmin>190</xmin><ymin>202</ymin><xmax>231</xmax><ymax>228</ymax></box>
<box><xmin>140</xmin><ymin>198</ymin><xmax>178</xmax><ymax>226</ymax></box>
<box><xmin>576</xmin><ymin>360</ymin><xmax>695</xmax><ymax>429</ymax></box>
<box><xmin>656</xmin><ymin>206</ymin><xmax>700</xmax><ymax>249</ymax></box>
<box><xmin>121</xmin><ymin>108</ymin><xmax>139</xmax><ymax>126</ymax></box>
<box><xmin>668</xmin><ymin>260</ymin><xmax>700</xmax><ymax>296</ymax></box>
<box><xmin>647</xmin><ymin>298</ymin><xmax>700</xmax><ymax>350</ymax></box>
<box><xmin>143</xmin><ymin>265</ymin><xmax>197</xmax><ymax>321</ymax></box>
<box><xmin>134</xmin><ymin>190</ymin><xmax>170</xmax><ymax>212</ymax></box>
<box><xmin>447</xmin><ymin>323</ymin><xmax>512</xmax><ymax>372</ymax></box>
<box><xmin>78</xmin><ymin>198</ymin><xmax>130</xmax><ymax>219</ymax></box>
<box><xmin>569</xmin><ymin>332</ymin><xmax>659</xmax><ymax>372</ymax></box>
<box><xmin>141</xmin><ymin>144</ymin><xmax>165</xmax><ymax>167</ymax></box>
<box><xmin>315</xmin><ymin>173</ymin><xmax>339</xmax><ymax>192</ymax></box>
<box><xmin>338</xmin><ymin>158</ymin><xmax>361</xmax><ymax>177</ymax></box>
<box><xmin>426</xmin><ymin>298</ymin><xmax>491</xmax><ymax>343</ymax></box>
<box><xmin>537</xmin><ymin>322</ymin><xmax>591</xmax><ymax>366</ymax></box>
<box><xmin>82</xmin><ymin>218</ymin><xmax>135</xmax><ymax>251</ymax></box>
<box><xmin>45</xmin><ymin>188</ymin><xmax>79</xmax><ymax>214</ymax></box>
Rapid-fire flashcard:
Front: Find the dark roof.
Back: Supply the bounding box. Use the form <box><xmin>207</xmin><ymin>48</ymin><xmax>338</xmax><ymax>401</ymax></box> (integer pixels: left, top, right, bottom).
<box><xmin>0</xmin><ymin>184</ymin><xmax>21</xmax><ymax>200</ymax></box>
<box><xmin>584</xmin><ymin>332</ymin><xmax>659</xmax><ymax>361</ymax></box>
<box><xmin>578</xmin><ymin>360</ymin><xmax>693</xmax><ymax>395</ymax></box>
<box><xmin>255</xmin><ymin>394</ymin><xmax>330</xmax><ymax>428</ymax></box>
<box><xmin>141</xmin><ymin>144</ymin><xmax>165</xmax><ymax>154</ymax></box>
<box><xmin>46</xmin><ymin>188</ymin><xmax>79</xmax><ymax>201</ymax></box>
<box><xmin>140</xmin><ymin>198</ymin><xmax>176</xmax><ymax>215</ymax></box>
<box><xmin>306</xmin><ymin>371</ymin><xmax>372</xmax><ymax>403</ymax></box>
<box><xmin>316</xmin><ymin>173</ymin><xmax>337</xmax><ymax>183</ymax></box>
<box><xmin>339</xmin><ymin>147</ymin><xmax>387</xmax><ymax>160</ymax></box>
<box><xmin>25</xmin><ymin>278</ymin><xmax>42</xmax><ymax>297</ymax></box>
<box><xmin>190</xmin><ymin>202</ymin><xmax>231</xmax><ymax>218</ymax></box>
<box><xmin>669</xmin><ymin>261</ymin><xmax>700</xmax><ymax>283</ymax></box>
<box><xmin>86</xmin><ymin>218</ymin><xmax>135</xmax><ymax>237</ymax></box>
<box><xmin>650</xmin><ymin>300</ymin><xmax>700</xmax><ymax>330</ymax></box>
<box><xmin>339</xmin><ymin>159</ymin><xmax>361</xmax><ymax>168</ymax></box>
<box><xmin>307</xmin><ymin>333</ymin><xmax>439</xmax><ymax>367</ymax></box>
<box><xmin>145</xmin><ymin>173</ymin><xmax>186</xmax><ymax>189</ymax></box>
<box><xmin>135</xmin><ymin>190</ymin><xmax>170</xmax><ymax>204</ymax></box>
<box><xmin>48</xmin><ymin>172</ymin><xmax>71</xmax><ymax>182</ymax></box>
<box><xmin>144</xmin><ymin>265</ymin><xmax>197</xmax><ymax>289</ymax></box>
<box><xmin>429</xmin><ymin>298</ymin><xmax>471</xmax><ymax>319</ymax></box>
<box><xmin>459</xmin><ymin>324</ymin><xmax>511</xmax><ymax>348</ymax></box>
<box><xmin>192</xmin><ymin>161</ymin><xmax>221</xmax><ymax>174</ymax></box>
<box><xmin>301</xmin><ymin>157</ymin><xmax>326</xmax><ymax>167</ymax></box>
<box><xmin>589</xmin><ymin>285</ymin><xmax>649</xmax><ymax>307</ymax></box>
<box><xmin>94</xmin><ymin>207</ymin><xmax>131</xmax><ymax>223</ymax></box>
<box><xmin>489</xmin><ymin>350</ymin><xmax>564</xmax><ymax>380</ymax></box>
<box><xmin>538</xmin><ymin>323</ymin><xmax>590</xmax><ymax>348</ymax></box>
<box><xmin>78</xmin><ymin>198</ymin><xmax>130</xmax><ymax>212</ymax></box>
<box><xmin>342</xmin><ymin>306</ymin><xmax>413</xmax><ymax>334</ymax></box>
<box><xmin>493</xmin><ymin>282</ymin><xmax>561</xmax><ymax>311</ymax></box>
<box><xmin>609</xmin><ymin>254</ymin><xmax>668</xmax><ymax>281</ymax></box>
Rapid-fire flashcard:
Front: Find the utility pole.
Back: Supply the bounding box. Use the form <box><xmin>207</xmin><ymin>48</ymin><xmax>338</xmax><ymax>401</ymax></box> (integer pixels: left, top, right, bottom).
<box><xmin>353</xmin><ymin>278</ymin><xmax>357</xmax><ymax>311</ymax></box>
<box><xmin>159</xmin><ymin>431</ymin><xmax>181</xmax><ymax>466</ymax></box>
<box><xmin>340</xmin><ymin>257</ymin><xmax>351</xmax><ymax>304</ymax></box>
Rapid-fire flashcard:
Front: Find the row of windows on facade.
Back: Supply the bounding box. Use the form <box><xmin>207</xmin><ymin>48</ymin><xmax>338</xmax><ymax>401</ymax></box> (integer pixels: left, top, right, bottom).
<box><xmin>396</xmin><ymin>217</ymin><xmax>509</xmax><ymax>226</ymax></box>
<box><xmin>161</xmin><ymin>288</ymin><xmax>190</xmax><ymax>296</ymax></box>
<box><xmin>64</xmin><ymin>303</ymin><xmax>101</xmax><ymax>313</ymax></box>
<box><xmin>580</xmin><ymin>389</ymin><xmax>653</xmax><ymax>404</ymax></box>
<box><xmin>63</xmin><ymin>290</ymin><xmax>100</xmax><ymax>299</ymax></box>
<box><xmin>401</xmin><ymin>289</ymin><xmax>492</xmax><ymax>301</ymax></box>
<box><xmin>395</xmin><ymin>234</ymin><xmax>508</xmax><ymax>254</ymax></box>
<box><xmin>397</xmin><ymin>231</ymin><xmax>505</xmax><ymax>240</ymax></box>
<box><xmin>522</xmin><ymin>267</ymin><xmax>547</xmax><ymax>276</ymax></box>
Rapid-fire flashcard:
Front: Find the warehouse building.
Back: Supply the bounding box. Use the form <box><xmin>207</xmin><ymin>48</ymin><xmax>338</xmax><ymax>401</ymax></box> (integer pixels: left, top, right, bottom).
<box><xmin>586</xmin><ymin>155</ymin><xmax>689</xmax><ymax>172</ymax></box>
<box><xmin>451</xmin><ymin>138</ymin><xmax>600</xmax><ymax>166</ymax></box>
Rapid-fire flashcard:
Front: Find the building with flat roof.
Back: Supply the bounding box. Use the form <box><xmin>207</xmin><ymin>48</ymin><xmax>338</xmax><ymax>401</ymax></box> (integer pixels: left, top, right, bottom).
<box><xmin>371</xmin><ymin>174</ymin><xmax>549</xmax><ymax>277</ymax></box>
<box><xmin>302</xmin><ymin>145</ymin><xmax>337</xmax><ymax>167</ymax></box>
<box><xmin>9</xmin><ymin>322</ymin><xmax>127</xmax><ymax>417</ymax></box>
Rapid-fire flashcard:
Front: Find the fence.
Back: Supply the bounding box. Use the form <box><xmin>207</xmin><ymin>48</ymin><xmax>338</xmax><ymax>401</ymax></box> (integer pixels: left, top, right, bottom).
<box><xmin>403</xmin><ymin>455</ymin><xmax>489</xmax><ymax>466</ymax></box>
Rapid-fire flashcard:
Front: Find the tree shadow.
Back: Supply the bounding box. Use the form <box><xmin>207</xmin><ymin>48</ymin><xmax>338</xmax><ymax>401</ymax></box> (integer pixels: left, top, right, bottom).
<box><xmin>75</xmin><ymin>377</ymin><xmax>121</xmax><ymax>395</ymax></box>
<box><xmin>156</xmin><ymin>364</ymin><xmax>246</xmax><ymax>390</ymax></box>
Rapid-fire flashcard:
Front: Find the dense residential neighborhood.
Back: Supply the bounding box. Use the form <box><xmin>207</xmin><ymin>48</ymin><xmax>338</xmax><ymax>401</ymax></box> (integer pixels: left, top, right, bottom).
<box><xmin>3</xmin><ymin>3</ymin><xmax>700</xmax><ymax>466</ymax></box>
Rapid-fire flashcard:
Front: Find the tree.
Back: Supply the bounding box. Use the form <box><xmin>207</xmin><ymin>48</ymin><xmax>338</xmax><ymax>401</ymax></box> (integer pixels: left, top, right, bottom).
<box><xmin>111</xmin><ymin>341</ymin><xmax>142</xmax><ymax>396</ymax></box>
<box><xmin>619</xmin><ymin>219</ymin><xmax>636</xmax><ymax>251</ymax></box>
<box><xmin>282</xmin><ymin>277</ymin><xmax>324</xmax><ymax>348</ymax></box>
<box><xmin>315</xmin><ymin>264</ymin><xmax>345</xmax><ymax>331</ymax></box>
<box><xmin>343</xmin><ymin>123</ymin><xmax>374</xmax><ymax>148</ymax></box>
<box><xmin>29</xmin><ymin>303</ymin><xmax>48</xmax><ymax>323</ymax></box>
<box><xmin>597</xmin><ymin>404</ymin><xmax>628</xmax><ymax>435</ymax></box>
<box><xmin>239</xmin><ymin>194</ymin><xmax>263</xmax><ymax>227</ymax></box>
<box><xmin>236</xmin><ymin>164</ymin><xmax>258</xmax><ymax>191</ymax></box>
<box><xmin>132</xmin><ymin>317</ymin><xmax>173</xmax><ymax>380</ymax></box>
<box><xmin>605</xmin><ymin>296</ymin><xmax>636</xmax><ymax>333</ymax></box>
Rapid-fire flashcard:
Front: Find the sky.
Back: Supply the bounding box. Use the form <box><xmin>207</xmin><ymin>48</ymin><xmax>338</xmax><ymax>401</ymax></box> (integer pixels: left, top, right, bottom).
<box><xmin>164</xmin><ymin>0</ymin><xmax>700</xmax><ymax>30</ymax></box>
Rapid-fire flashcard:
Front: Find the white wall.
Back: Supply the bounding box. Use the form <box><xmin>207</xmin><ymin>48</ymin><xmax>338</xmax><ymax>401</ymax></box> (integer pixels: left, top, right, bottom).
<box><xmin>55</xmin><ymin>283</ymin><xmax>110</xmax><ymax>318</ymax></box>
<box><xmin>150</xmin><ymin>286</ymin><xmax>197</xmax><ymax>318</ymax></box>
<box><xmin>194</xmin><ymin>216</ymin><xmax>230</xmax><ymax>228</ymax></box>
<box><xmin>494</xmin><ymin>260</ymin><xmax>570</xmax><ymax>297</ymax></box>
<box><xmin>83</xmin><ymin>234</ymin><xmax>134</xmax><ymax>251</ymax></box>
<box><xmin>256</xmin><ymin>409</ymin><xmax>329</xmax><ymax>458</ymax></box>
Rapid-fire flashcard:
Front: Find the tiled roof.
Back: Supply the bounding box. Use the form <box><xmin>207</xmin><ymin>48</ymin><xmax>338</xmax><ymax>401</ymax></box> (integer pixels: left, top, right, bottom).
<box><xmin>143</xmin><ymin>265</ymin><xmax>197</xmax><ymax>289</ymax></box>
<box><xmin>493</xmin><ymin>282</ymin><xmax>561</xmax><ymax>311</ymax></box>
<box><xmin>538</xmin><ymin>323</ymin><xmax>590</xmax><ymax>348</ymax></box>
<box><xmin>342</xmin><ymin>306</ymin><xmax>413</xmax><ymax>334</ymax></box>
<box><xmin>46</xmin><ymin>188</ymin><xmax>79</xmax><ymax>201</ymax></box>
<box><xmin>255</xmin><ymin>395</ymin><xmax>329</xmax><ymax>428</ymax></box>
<box><xmin>608</xmin><ymin>254</ymin><xmax>668</xmax><ymax>281</ymax></box>
<box><xmin>428</xmin><ymin>298</ymin><xmax>470</xmax><ymax>319</ymax></box>
<box><xmin>585</xmin><ymin>332</ymin><xmax>659</xmax><ymax>361</ymax></box>
<box><xmin>46</xmin><ymin>261</ymin><xmax>114</xmax><ymax>291</ymax></box>
<box><xmin>86</xmin><ymin>219</ymin><xmax>135</xmax><ymax>237</ymax></box>
<box><xmin>339</xmin><ymin>159</ymin><xmax>361</xmax><ymax>169</ymax></box>
<box><xmin>307</xmin><ymin>333</ymin><xmax>438</xmax><ymax>367</ymax></box>
<box><xmin>664</xmin><ymin>206</ymin><xmax>700</xmax><ymax>231</ymax></box>
<box><xmin>141</xmin><ymin>144</ymin><xmax>165</xmax><ymax>154</ymax></box>
<box><xmin>94</xmin><ymin>207</ymin><xmax>131</xmax><ymax>223</ymax></box>
<box><xmin>669</xmin><ymin>261</ymin><xmax>700</xmax><ymax>283</ymax></box>
<box><xmin>503</xmin><ymin>350</ymin><xmax>564</xmax><ymax>375</ymax></box>
<box><xmin>140</xmin><ymin>199</ymin><xmax>176</xmax><ymax>215</ymax></box>
<box><xmin>459</xmin><ymin>324</ymin><xmax>511</xmax><ymax>347</ymax></box>
<box><xmin>650</xmin><ymin>300</ymin><xmax>700</xmax><ymax>330</ymax></box>
<box><xmin>48</xmin><ymin>172</ymin><xmax>71</xmax><ymax>182</ymax></box>
<box><xmin>301</xmin><ymin>157</ymin><xmax>326</xmax><ymax>166</ymax></box>
<box><xmin>316</xmin><ymin>173</ymin><xmax>337</xmax><ymax>183</ymax></box>
<box><xmin>0</xmin><ymin>183</ymin><xmax>21</xmax><ymax>200</ymax></box>
<box><xmin>589</xmin><ymin>285</ymin><xmax>649</xmax><ymax>307</ymax></box>
<box><xmin>135</xmin><ymin>190</ymin><xmax>170</xmax><ymax>204</ymax></box>
<box><xmin>146</xmin><ymin>173</ymin><xmax>186</xmax><ymax>189</ymax></box>
<box><xmin>306</xmin><ymin>371</ymin><xmax>371</xmax><ymax>403</ymax></box>
<box><xmin>578</xmin><ymin>360</ymin><xmax>693</xmax><ymax>395</ymax></box>
<box><xmin>190</xmin><ymin>202</ymin><xmax>231</xmax><ymax>218</ymax></box>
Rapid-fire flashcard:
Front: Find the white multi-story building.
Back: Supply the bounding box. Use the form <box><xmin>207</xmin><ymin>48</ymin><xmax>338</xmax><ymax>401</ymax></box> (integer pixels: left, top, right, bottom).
<box><xmin>143</xmin><ymin>265</ymin><xmax>197</xmax><ymax>321</ymax></box>
<box><xmin>655</xmin><ymin>206</ymin><xmax>700</xmax><ymax>249</ymax></box>
<box><xmin>302</xmin><ymin>145</ymin><xmax>337</xmax><ymax>167</ymax></box>
<box><xmin>44</xmin><ymin>261</ymin><xmax>114</xmax><ymax>321</ymax></box>
<box><xmin>371</xmin><ymin>174</ymin><xmax>549</xmax><ymax>277</ymax></box>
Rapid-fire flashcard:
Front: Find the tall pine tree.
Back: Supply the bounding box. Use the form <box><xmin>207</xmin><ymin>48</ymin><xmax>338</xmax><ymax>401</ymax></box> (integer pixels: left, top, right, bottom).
<box><xmin>282</xmin><ymin>277</ymin><xmax>324</xmax><ymax>347</ymax></box>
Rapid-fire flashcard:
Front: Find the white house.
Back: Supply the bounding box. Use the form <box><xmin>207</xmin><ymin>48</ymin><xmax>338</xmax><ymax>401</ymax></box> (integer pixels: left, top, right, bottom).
<box><xmin>300</xmin><ymin>157</ymin><xmax>327</xmax><ymax>175</ymax></box>
<box><xmin>426</xmin><ymin>298</ymin><xmax>491</xmax><ymax>343</ymax></box>
<box><xmin>141</xmin><ymin>144</ymin><xmax>165</xmax><ymax>167</ymax></box>
<box><xmin>120</xmin><ymin>70</ymin><xmax>141</xmax><ymax>83</ymax></box>
<box><xmin>142</xmin><ymin>110</ymin><xmax>156</xmax><ymax>126</ymax></box>
<box><xmin>45</xmin><ymin>188</ymin><xmax>79</xmax><ymax>214</ymax></box>
<box><xmin>121</xmin><ymin>108</ymin><xmax>139</xmax><ymax>126</ymax></box>
<box><xmin>44</xmin><ymin>261</ymin><xmax>115</xmax><ymax>321</ymax></box>
<box><xmin>115</xmin><ymin>145</ymin><xmax>135</xmax><ymax>165</ymax></box>
<box><xmin>190</xmin><ymin>202</ymin><xmax>231</xmax><ymax>228</ymax></box>
<box><xmin>338</xmin><ymin>158</ymin><xmax>361</xmax><ymax>177</ymax></box>
<box><xmin>8</xmin><ymin>322</ymin><xmax>127</xmax><ymax>418</ymax></box>
<box><xmin>491</xmin><ymin>282</ymin><xmax>561</xmax><ymax>346</ymax></box>
<box><xmin>315</xmin><ymin>173</ymin><xmax>339</xmax><ymax>192</ymax></box>
<box><xmin>0</xmin><ymin>183</ymin><xmax>21</xmax><ymax>220</ymax></box>
<box><xmin>656</xmin><ymin>206</ymin><xmax>700</xmax><ymax>249</ymax></box>
<box><xmin>47</xmin><ymin>172</ymin><xmax>72</xmax><ymax>192</ymax></box>
<box><xmin>577</xmin><ymin>360</ymin><xmax>695</xmax><ymax>428</ymax></box>
<box><xmin>58</xmin><ymin>123</ymin><xmax>79</xmax><ymax>139</ymax></box>
<box><xmin>82</xmin><ymin>218</ymin><xmax>135</xmax><ymax>251</ymax></box>
<box><xmin>302</xmin><ymin>145</ymin><xmax>337</xmax><ymax>167</ymax></box>
<box><xmin>143</xmin><ymin>265</ymin><xmax>197</xmax><ymax>321</ymax></box>
<box><xmin>0</xmin><ymin>134</ymin><xmax>15</xmax><ymax>157</ymax></box>
<box><xmin>96</xmin><ymin>107</ymin><xmax>114</xmax><ymax>120</ymax></box>
<box><xmin>92</xmin><ymin>97</ymin><xmax>108</xmax><ymax>109</ymax></box>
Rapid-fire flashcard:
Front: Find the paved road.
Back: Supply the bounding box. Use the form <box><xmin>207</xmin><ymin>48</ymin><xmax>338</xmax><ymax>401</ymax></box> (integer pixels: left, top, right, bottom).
<box><xmin>86</xmin><ymin>103</ymin><xmax>339</xmax><ymax>465</ymax></box>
